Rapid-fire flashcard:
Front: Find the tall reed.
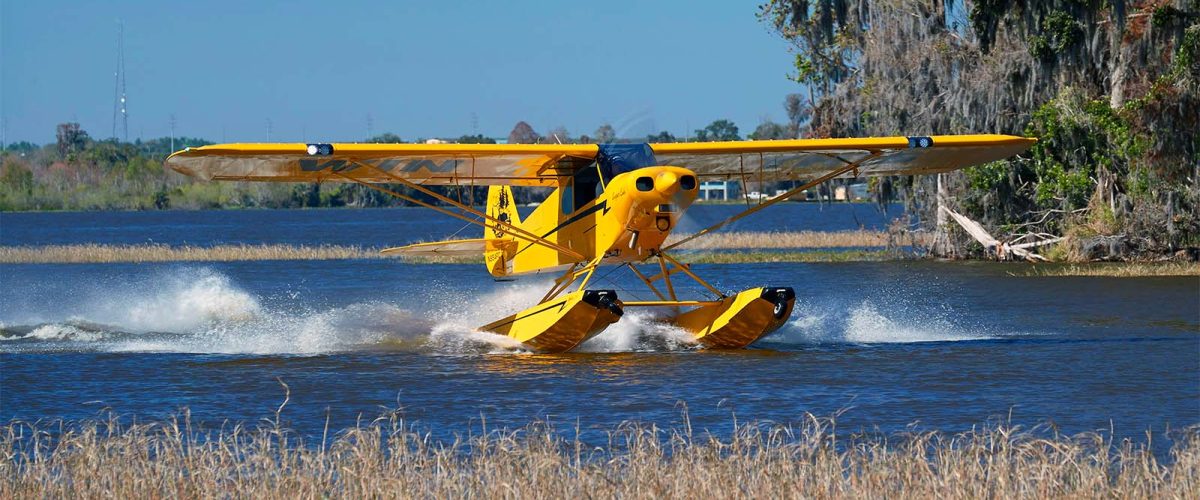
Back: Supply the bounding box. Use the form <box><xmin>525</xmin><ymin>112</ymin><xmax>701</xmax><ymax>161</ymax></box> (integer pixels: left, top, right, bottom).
<box><xmin>2</xmin><ymin>411</ymin><xmax>1195</xmax><ymax>498</ymax></box>
<box><xmin>0</xmin><ymin>243</ymin><xmax>376</xmax><ymax>263</ymax></box>
<box><xmin>0</xmin><ymin>231</ymin><xmax>896</xmax><ymax>264</ymax></box>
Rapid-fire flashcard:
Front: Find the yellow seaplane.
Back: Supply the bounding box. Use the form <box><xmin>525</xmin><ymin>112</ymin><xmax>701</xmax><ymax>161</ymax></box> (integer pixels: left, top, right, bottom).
<box><xmin>166</xmin><ymin>134</ymin><xmax>1033</xmax><ymax>352</ymax></box>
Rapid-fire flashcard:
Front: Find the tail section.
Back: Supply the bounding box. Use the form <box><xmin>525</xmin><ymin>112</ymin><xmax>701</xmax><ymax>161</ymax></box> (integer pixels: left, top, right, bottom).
<box><xmin>485</xmin><ymin>186</ymin><xmax>522</xmax><ymax>277</ymax></box>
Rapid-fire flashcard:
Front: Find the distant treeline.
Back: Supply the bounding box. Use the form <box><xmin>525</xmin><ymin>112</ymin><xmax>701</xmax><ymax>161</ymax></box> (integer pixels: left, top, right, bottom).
<box><xmin>0</xmin><ymin>118</ymin><xmax>792</xmax><ymax>212</ymax></box>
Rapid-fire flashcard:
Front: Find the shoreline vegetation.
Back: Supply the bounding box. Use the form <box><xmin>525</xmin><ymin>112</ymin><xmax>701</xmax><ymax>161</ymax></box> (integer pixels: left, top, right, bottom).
<box><xmin>0</xmin><ymin>230</ymin><xmax>891</xmax><ymax>264</ymax></box>
<box><xmin>3</xmin><ymin>412</ymin><xmax>1196</xmax><ymax>498</ymax></box>
<box><xmin>0</xmin><ymin>232</ymin><xmax>1196</xmax><ymax>277</ymax></box>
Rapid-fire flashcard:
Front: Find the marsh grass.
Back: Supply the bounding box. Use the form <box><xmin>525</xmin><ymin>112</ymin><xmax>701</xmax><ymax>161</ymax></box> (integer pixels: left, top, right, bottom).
<box><xmin>0</xmin><ymin>231</ymin><xmax>894</xmax><ymax>264</ymax></box>
<box><xmin>2</xmin><ymin>410</ymin><xmax>1196</xmax><ymax>498</ymax></box>
<box><xmin>1018</xmin><ymin>262</ymin><xmax>1200</xmax><ymax>277</ymax></box>
<box><xmin>0</xmin><ymin>243</ymin><xmax>377</xmax><ymax>264</ymax></box>
<box><xmin>665</xmin><ymin>230</ymin><xmax>901</xmax><ymax>249</ymax></box>
<box><xmin>682</xmin><ymin>249</ymin><xmax>891</xmax><ymax>264</ymax></box>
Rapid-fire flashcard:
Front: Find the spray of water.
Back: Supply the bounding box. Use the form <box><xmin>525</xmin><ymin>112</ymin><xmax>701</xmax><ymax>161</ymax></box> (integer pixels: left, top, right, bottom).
<box><xmin>1</xmin><ymin>265</ymin><xmax>997</xmax><ymax>354</ymax></box>
<box><xmin>577</xmin><ymin>310</ymin><xmax>699</xmax><ymax>352</ymax></box>
<box><xmin>771</xmin><ymin>299</ymin><xmax>991</xmax><ymax>345</ymax></box>
<box><xmin>0</xmin><ymin>268</ymin><xmax>703</xmax><ymax>355</ymax></box>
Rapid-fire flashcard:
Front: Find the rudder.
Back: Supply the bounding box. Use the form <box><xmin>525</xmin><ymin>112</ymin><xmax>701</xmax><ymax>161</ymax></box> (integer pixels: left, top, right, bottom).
<box><xmin>485</xmin><ymin>186</ymin><xmax>521</xmax><ymax>277</ymax></box>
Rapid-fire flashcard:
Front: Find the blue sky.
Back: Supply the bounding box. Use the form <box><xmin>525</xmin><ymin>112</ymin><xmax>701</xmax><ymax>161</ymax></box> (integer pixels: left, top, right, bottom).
<box><xmin>2</xmin><ymin>1</ymin><xmax>801</xmax><ymax>144</ymax></box>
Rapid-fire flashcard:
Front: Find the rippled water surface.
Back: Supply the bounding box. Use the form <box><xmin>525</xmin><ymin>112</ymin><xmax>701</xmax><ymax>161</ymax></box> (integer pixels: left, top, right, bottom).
<box><xmin>1</xmin><ymin>208</ymin><xmax>1197</xmax><ymax>451</ymax></box>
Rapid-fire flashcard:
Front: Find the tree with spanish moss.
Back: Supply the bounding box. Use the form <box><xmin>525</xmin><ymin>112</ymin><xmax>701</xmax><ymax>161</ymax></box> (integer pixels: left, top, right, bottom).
<box><xmin>759</xmin><ymin>0</ymin><xmax>1198</xmax><ymax>260</ymax></box>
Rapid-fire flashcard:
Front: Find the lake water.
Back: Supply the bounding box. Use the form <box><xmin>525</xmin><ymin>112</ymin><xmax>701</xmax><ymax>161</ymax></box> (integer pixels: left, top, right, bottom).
<box><xmin>1</xmin><ymin>206</ymin><xmax>1197</xmax><ymax>454</ymax></box>
<box><xmin>0</xmin><ymin>203</ymin><xmax>905</xmax><ymax>247</ymax></box>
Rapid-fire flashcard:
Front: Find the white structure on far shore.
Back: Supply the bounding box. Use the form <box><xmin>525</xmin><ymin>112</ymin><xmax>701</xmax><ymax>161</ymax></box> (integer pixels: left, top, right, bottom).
<box><xmin>698</xmin><ymin>181</ymin><xmax>740</xmax><ymax>201</ymax></box>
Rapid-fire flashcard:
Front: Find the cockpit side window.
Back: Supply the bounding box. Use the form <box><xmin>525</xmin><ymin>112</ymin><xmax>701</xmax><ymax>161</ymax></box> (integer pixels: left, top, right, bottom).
<box><xmin>571</xmin><ymin>165</ymin><xmax>602</xmax><ymax>212</ymax></box>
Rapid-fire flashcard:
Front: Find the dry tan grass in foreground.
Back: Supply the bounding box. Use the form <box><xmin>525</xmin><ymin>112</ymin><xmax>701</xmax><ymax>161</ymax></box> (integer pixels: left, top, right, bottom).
<box><xmin>2</xmin><ymin>412</ymin><xmax>1196</xmax><ymax>499</ymax></box>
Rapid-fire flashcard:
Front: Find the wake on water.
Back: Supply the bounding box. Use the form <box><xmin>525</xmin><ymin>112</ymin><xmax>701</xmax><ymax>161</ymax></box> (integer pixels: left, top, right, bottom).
<box><xmin>0</xmin><ymin>268</ymin><xmax>996</xmax><ymax>355</ymax></box>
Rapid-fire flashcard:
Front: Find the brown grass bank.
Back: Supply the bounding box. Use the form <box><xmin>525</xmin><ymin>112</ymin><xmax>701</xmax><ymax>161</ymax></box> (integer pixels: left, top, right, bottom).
<box><xmin>0</xmin><ymin>243</ymin><xmax>377</xmax><ymax>263</ymax></box>
<box><xmin>0</xmin><ymin>231</ymin><xmax>894</xmax><ymax>264</ymax></box>
<box><xmin>666</xmin><ymin>230</ymin><xmax>900</xmax><ymax>249</ymax></box>
<box><xmin>1018</xmin><ymin>261</ymin><xmax>1200</xmax><ymax>277</ymax></box>
<box><xmin>2</xmin><ymin>413</ymin><xmax>1196</xmax><ymax>498</ymax></box>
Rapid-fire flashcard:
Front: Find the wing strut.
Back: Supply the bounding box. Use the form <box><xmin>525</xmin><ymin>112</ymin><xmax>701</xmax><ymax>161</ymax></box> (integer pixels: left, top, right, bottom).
<box><xmin>333</xmin><ymin>160</ymin><xmax>585</xmax><ymax>261</ymax></box>
<box><xmin>662</xmin><ymin>150</ymin><xmax>883</xmax><ymax>252</ymax></box>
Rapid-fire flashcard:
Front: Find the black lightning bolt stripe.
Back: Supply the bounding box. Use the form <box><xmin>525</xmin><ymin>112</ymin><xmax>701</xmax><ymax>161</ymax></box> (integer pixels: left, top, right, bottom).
<box><xmin>539</xmin><ymin>200</ymin><xmax>609</xmax><ymax>239</ymax></box>
<box><xmin>510</xmin><ymin>200</ymin><xmax>610</xmax><ymax>260</ymax></box>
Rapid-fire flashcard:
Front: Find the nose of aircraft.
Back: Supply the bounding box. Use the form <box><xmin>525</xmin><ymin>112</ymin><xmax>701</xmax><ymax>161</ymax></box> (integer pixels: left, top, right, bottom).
<box><xmin>655</xmin><ymin>171</ymin><xmax>679</xmax><ymax>196</ymax></box>
<box><xmin>629</xmin><ymin>166</ymin><xmax>697</xmax><ymax>207</ymax></box>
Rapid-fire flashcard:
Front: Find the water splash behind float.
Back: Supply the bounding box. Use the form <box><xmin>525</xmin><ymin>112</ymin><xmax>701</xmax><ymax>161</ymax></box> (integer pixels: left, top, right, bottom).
<box><xmin>0</xmin><ymin>268</ymin><xmax>700</xmax><ymax>354</ymax></box>
<box><xmin>771</xmin><ymin>299</ymin><xmax>993</xmax><ymax>345</ymax></box>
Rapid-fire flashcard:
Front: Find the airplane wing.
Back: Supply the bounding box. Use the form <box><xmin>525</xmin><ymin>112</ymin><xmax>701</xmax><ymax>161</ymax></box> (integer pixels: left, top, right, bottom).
<box><xmin>166</xmin><ymin>135</ymin><xmax>1033</xmax><ymax>187</ymax></box>
<box><xmin>165</xmin><ymin>143</ymin><xmax>600</xmax><ymax>186</ymax></box>
<box><xmin>649</xmin><ymin>134</ymin><xmax>1034</xmax><ymax>181</ymax></box>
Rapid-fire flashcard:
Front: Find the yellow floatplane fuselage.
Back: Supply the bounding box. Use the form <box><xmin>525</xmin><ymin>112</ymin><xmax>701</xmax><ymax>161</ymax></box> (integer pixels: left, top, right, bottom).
<box><xmin>461</xmin><ymin>146</ymin><xmax>796</xmax><ymax>352</ymax></box>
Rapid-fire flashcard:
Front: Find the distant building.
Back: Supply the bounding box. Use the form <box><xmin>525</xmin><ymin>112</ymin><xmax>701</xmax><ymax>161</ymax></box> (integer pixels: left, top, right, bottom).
<box><xmin>699</xmin><ymin>181</ymin><xmax>741</xmax><ymax>201</ymax></box>
<box><xmin>834</xmin><ymin>182</ymin><xmax>870</xmax><ymax>201</ymax></box>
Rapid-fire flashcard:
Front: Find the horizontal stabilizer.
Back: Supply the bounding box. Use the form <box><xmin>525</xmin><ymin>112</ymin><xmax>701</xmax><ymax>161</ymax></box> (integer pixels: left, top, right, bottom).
<box><xmin>381</xmin><ymin>239</ymin><xmax>492</xmax><ymax>257</ymax></box>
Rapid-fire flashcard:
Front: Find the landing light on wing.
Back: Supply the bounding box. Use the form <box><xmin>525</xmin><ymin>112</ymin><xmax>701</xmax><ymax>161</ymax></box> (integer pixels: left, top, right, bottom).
<box><xmin>306</xmin><ymin>143</ymin><xmax>333</xmax><ymax>156</ymax></box>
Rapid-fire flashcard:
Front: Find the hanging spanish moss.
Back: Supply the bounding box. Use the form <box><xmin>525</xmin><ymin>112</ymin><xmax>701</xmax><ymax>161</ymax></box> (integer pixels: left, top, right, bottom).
<box><xmin>760</xmin><ymin>0</ymin><xmax>1199</xmax><ymax>260</ymax></box>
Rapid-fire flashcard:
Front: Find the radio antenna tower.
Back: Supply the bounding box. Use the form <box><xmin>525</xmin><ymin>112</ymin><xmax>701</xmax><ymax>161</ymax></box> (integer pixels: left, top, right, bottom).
<box><xmin>111</xmin><ymin>21</ymin><xmax>129</xmax><ymax>142</ymax></box>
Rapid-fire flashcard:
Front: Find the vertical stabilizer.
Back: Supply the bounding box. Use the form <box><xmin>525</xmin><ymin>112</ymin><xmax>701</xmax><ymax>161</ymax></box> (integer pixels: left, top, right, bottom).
<box><xmin>485</xmin><ymin>186</ymin><xmax>521</xmax><ymax>276</ymax></box>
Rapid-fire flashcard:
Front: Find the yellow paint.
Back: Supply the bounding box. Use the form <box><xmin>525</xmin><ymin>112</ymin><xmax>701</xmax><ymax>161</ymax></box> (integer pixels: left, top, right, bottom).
<box><xmin>510</xmin><ymin>165</ymin><xmax>699</xmax><ymax>275</ymax></box>
<box><xmin>648</xmin><ymin>134</ymin><xmax>1033</xmax><ymax>154</ymax></box>
<box><xmin>479</xmin><ymin>290</ymin><xmax>622</xmax><ymax>352</ymax></box>
<box><xmin>672</xmin><ymin>287</ymin><xmax>795</xmax><ymax>348</ymax></box>
<box><xmin>485</xmin><ymin>185</ymin><xmax>521</xmax><ymax>276</ymax></box>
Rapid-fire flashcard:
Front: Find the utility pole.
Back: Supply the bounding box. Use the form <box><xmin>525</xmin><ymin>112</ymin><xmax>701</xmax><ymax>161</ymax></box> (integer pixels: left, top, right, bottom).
<box><xmin>266</xmin><ymin>118</ymin><xmax>273</xmax><ymax>141</ymax></box>
<box><xmin>112</xmin><ymin>21</ymin><xmax>129</xmax><ymax>142</ymax></box>
<box><xmin>169</xmin><ymin>114</ymin><xmax>176</xmax><ymax>153</ymax></box>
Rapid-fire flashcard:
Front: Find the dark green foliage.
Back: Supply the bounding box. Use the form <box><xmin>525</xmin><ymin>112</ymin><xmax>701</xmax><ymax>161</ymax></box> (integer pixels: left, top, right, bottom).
<box><xmin>55</xmin><ymin>123</ymin><xmax>89</xmax><ymax>157</ymax></box>
<box><xmin>364</xmin><ymin>133</ymin><xmax>403</xmax><ymax>144</ymax></box>
<box><xmin>761</xmin><ymin>0</ymin><xmax>1198</xmax><ymax>259</ymax></box>
<box><xmin>749</xmin><ymin>121</ymin><xmax>790</xmax><ymax>140</ymax></box>
<box><xmin>694</xmin><ymin>119</ymin><xmax>741</xmax><ymax>142</ymax></box>
<box><xmin>456</xmin><ymin>134</ymin><xmax>496</xmax><ymax>144</ymax></box>
<box><xmin>647</xmin><ymin>131</ymin><xmax>677</xmax><ymax>143</ymax></box>
<box><xmin>137</xmin><ymin>136</ymin><xmax>213</xmax><ymax>158</ymax></box>
<box><xmin>4</xmin><ymin>141</ymin><xmax>39</xmax><ymax>154</ymax></box>
<box><xmin>1028</xmin><ymin>10</ymin><xmax>1084</xmax><ymax>62</ymax></box>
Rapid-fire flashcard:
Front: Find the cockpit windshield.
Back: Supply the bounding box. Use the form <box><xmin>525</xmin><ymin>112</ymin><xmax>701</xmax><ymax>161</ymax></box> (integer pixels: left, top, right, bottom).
<box><xmin>596</xmin><ymin>143</ymin><xmax>658</xmax><ymax>180</ymax></box>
